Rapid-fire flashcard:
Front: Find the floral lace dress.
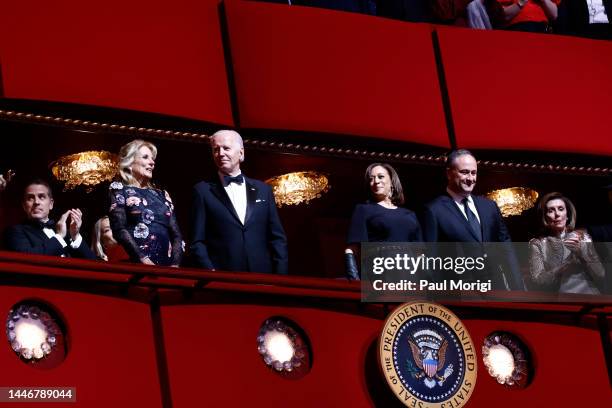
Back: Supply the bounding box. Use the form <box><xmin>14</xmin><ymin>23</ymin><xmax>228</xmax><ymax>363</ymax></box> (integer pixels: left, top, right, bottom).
<box><xmin>109</xmin><ymin>181</ymin><xmax>183</xmax><ymax>266</ymax></box>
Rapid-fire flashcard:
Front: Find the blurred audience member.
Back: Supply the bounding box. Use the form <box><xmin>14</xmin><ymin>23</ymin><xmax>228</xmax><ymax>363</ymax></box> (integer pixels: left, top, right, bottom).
<box><xmin>91</xmin><ymin>216</ymin><xmax>129</xmax><ymax>262</ymax></box>
<box><xmin>378</xmin><ymin>0</ymin><xmax>431</xmax><ymax>22</ymax></box>
<box><xmin>109</xmin><ymin>140</ymin><xmax>183</xmax><ymax>267</ymax></box>
<box><xmin>431</xmin><ymin>0</ymin><xmax>471</xmax><ymax>25</ymax></box>
<box><xmin>307</xmin><ymin>0</ymin><xmax>375</xmax><ymax>14</ymax></box>
<box><xmin>558</xmin><ymin>0</ymin><xmax>612</xmax><ymax>39</ymax></box>
<box><xmin>5</xmin><ymin>179</ymin><xmax>96</xmax><ymax>259</ymax></box>
<box><xmin>494</xmin><ymin>0</ymin><xmax>560</xmax><ymax>32</ymax></box>
<box><xmin>0</xmin><ymin>170</ymin><xmax>15</xmax><ymax>192</ymax></box>
<box><xmin>529</xmin><ymin>192</ymin><xmax>604</xmax><ymax>294</ymax></box>
<box><xmin>253</xmin><ymin>0</ymin><xmax>376</xmax><ymax>15</ymax></box>
<box><xmin>467</xmin><ymin>0</ymin><xmax>494</xmax><ymax>28</ymax></box>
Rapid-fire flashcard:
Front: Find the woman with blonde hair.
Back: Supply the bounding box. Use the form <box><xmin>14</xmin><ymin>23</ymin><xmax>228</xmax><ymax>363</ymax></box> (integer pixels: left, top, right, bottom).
<box><xmin>91</xmin><ymin>216</ymin><xmax>129</xmax><ymax>262</ymax></box>
<box><xmin>109</xmin><ymin>139</ymin><xmax>183</xmax><ymax>266</ymax></box>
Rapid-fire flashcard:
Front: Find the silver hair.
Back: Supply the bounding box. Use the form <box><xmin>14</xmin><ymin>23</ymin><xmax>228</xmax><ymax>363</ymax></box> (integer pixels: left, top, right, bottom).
<box><xmin>210</xmin><ymin>129</ymin><xmax>244</xmax><ymax>148</ymax></box>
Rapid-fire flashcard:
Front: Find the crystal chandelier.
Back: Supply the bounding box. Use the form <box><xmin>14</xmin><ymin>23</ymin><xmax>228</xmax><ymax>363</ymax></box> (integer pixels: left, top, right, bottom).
<box><xmin>50</xmin><ymin>150</ymin><xmax>118</xmax><ymax>192</ymax></box>
<box><xmin>265</xmin><ymin>171</ymin><xmax>330</xmax><ymax>207</ymax></box>
<box><xmin>485</xmin><ymin>187</ymin><xmax>539</xmax><ymax>217</ymax></box>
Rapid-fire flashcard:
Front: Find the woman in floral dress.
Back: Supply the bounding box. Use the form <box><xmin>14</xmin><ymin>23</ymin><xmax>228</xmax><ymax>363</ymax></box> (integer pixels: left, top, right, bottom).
<box><xmin>109</xmin><ymin>139</ymin><xmax>183</xmax><ymax>267</ymax></box>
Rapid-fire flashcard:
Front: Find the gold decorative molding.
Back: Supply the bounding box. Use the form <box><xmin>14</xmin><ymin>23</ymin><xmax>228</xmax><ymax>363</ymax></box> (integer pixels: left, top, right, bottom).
<box><xmin>1</xmin><ymin>109</ymin><xmax>611</xmax><ymax>176</ymax></box>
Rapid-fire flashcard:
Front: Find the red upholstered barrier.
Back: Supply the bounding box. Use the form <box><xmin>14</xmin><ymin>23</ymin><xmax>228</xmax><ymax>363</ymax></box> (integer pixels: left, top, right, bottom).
<box><xmin>0</xmin><ymin>251</ymin><xmax>610</xmax><ymax>406</ymax></box>
<box><xmin>161</xmin><ymin>304</ymin><xmax>383</xmax><ymax>407</ymax></box>
<box><xmin>0</xmin><ymin>1</ymin><xmax>233</xmax><ymax>125</ymax></box>
<box><xmin>161</xmin><ymin>304</ymin><xmax>612</xmax><ymax>407</ymax></box>
<box><xmin>437</xmin><ymin>26</ymin><xmax>612</xmax><ymax>155</ymax></box>
<box><xmin>224</xmin><ymin>0</ymin><xmax>449</xmax><ymax>146</ymax></box>
<box><xmin>0</xmin><ymin>286</ymin><xmax>161</xmax><ymax>407</ymax></box>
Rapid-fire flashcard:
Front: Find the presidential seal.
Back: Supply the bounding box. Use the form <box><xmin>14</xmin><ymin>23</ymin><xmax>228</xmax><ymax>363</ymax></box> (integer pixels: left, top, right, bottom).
<box><xmin>379</xmin><ymin>302</ymin><xmax>477</xmax><ymax>408</ymax></box>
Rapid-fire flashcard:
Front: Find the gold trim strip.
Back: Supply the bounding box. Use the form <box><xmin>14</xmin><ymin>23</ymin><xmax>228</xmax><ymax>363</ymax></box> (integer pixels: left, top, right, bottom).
<box><xmin>1</xmin><ymin>109</ymin><xmax>610</xmax><ymax>176</ymax></box>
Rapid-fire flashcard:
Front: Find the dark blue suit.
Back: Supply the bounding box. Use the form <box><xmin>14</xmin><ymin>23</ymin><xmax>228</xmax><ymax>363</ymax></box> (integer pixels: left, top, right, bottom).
<box><xmin>423</xmin><ymin>194</ymin><xmax>523</xmax><ymax>290</ymax></box>
<box><xmin>190</xmin><ymin>177</ymin><xmax>288</xmax><ymax>274</ymax></box>
<box><xmin>5</xmin><ymin>222</ymin><xmax>97</xmax><ymax>259</ymax></box>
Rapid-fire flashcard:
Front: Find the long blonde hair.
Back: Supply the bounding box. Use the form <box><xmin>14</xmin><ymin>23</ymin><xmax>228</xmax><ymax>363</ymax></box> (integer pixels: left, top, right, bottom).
<box><xmin>118</xmin><ymin>139</ymin><xmax>158</xmax><ymax>187</ymax></box>
<box><xmin>91</xmin><ymin>216</ymin><xmax>117</xmax><ymax>261</ymax></box>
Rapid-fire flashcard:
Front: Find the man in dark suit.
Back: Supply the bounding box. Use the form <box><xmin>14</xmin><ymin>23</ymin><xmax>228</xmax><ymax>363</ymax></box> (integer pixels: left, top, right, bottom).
<box><xmin>190</xmin><ymin>130</ymin><xmax>288</xmax><ymax>274</ymax></box>
<box><xmin>5</xmin><ymin>179</ymin><xmax>96</xmax><ymax>259</ymax></box>
<box><xmin>587</xmin><ymin>184</ymin><xmax>612</xmax><ymax>294</ymax></box>
<box><xmin>423</xmin><ymin>150</ymin><xmax>524</xmax><ymax>290</ymax></box>
<box><xmin>558</xmin><ymin>0</ymin><xmax>612</xmax><ymax>40</ymax></box>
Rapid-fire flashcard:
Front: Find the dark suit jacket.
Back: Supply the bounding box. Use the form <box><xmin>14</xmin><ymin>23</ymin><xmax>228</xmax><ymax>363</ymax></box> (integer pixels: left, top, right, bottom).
<box><xmin>559</xmin><ymin>0</ymin><xmax>612</xmax><ymax>35</ymax></box>
<box><xmin>190</xmin><ymin>177</ymin><xmax>288</xmax><ymax>274</ymax></box>
<box><xmin>5</xmin><ymin>222</ymin><xmax>97</xmax><ymax>259</ymax></box>
<box><xmin>587</xmin><ymin>223</ymin><xmax>612</xmax><ymax>294</ymax></box>
<box><xmin>423</xmin><ymin>194</ymin><xmax>523</xmax><ymax>290</ymax></box>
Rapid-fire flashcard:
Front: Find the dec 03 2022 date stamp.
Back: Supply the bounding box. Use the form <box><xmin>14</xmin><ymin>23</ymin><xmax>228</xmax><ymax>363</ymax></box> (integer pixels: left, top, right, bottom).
<box><xmin>0</xmin><ymin>387</ymin><xmax>76</xmax><ymax>402</ymax></box>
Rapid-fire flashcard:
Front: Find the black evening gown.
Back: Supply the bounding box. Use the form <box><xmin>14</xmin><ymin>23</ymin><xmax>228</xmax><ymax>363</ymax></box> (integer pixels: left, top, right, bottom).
<box><xmin>109</xmin><ymin>181</ymin><xmax>183</xmax><ymax>266</ymax></box>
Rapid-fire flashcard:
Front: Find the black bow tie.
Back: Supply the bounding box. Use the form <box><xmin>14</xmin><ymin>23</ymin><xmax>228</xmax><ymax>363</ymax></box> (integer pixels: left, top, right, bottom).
<box><xmin>32</xmin><ymin>219</ymin><xmax>55</xmax><ymax>230</ymax></box>
<box><xmin>223</xmin><ymin>174</ymin><xmax>244</xmax><ymax>185</ymax></box>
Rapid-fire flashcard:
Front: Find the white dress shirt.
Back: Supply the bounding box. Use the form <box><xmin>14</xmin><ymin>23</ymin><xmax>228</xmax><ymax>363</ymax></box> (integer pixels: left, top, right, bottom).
<box><xmin>587</xmin><ymin>0</ymin><xmax>610</xmax><ymax>24</ymax></box>
<box><xmin>446</xmin><ymin>188</ymin><xmax>481</xmax><ymax>224</ymax></box>
<box><xmin>220</xmin><ymin>172</ymin><xmax>247</xmax><ymax>224</ymax></box>
<box><xmin>41</xmin><ymin>222</ymin><xmax>83</xmax><ymax>257</ymax></box>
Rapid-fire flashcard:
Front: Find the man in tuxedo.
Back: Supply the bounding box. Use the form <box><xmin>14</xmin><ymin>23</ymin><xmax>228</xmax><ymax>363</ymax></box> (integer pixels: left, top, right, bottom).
<box><xmin>190</xmin><ymin>130</ymin><xmax>288</xmax><ymax>274</ymax></box>
<box><xmin>5</xmin><ymin>179</ymin><xmax>96</xmax><ymax>259</ymax></box>
<box><xmin>423</xmin><ymin>150</ymin><xmax>524</xmax><ymax>290</ymax></box>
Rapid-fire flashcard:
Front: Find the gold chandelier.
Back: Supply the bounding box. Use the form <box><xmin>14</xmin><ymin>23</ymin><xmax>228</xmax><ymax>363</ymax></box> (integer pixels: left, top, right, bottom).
<box><xmin>485</xmin><ymin>187</ymin><xmax>539</xmax><ymax>217</ymax></box>
<box><xmin>50</xmin><ymin>150</ymin><xmax>118</xmax><ymax>192</ymax></box>
<box><xmin>265</xmin><ymin>171</ymin><xmax>330</xmax><ymax>207</ymax></box>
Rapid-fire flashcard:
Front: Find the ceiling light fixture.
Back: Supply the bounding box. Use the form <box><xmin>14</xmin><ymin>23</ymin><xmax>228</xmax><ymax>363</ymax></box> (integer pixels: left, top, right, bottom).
<box><xmin>265</xmin><ymin>171</ymin><xmax>330</xmax><ymax>207</ymax></box>
<box><xmin>485</xmin><ymin>187</ymin><xmax>538</xmax><ymax>217</ymax></box>
<box><xmin>50</xmin><ymin>150</ymin><xmax>118</xmax><ymax>192</ymax></box>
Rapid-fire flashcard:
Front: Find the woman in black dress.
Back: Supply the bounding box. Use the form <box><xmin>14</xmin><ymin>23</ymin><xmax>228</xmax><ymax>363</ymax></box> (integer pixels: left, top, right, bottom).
<box><xmin>345</xmin><ymin>163</ymin><xmax>422</xmax><ymax>280</ymax></box>
<box><xmin>109</xmin><ymin>139</ymin><xmax>183</xmax><ymax>267</ymax></box>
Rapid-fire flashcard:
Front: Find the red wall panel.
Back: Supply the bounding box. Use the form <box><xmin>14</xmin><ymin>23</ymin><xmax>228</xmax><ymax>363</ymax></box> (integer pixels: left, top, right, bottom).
<box><xmin>161</xmin><ymin>303</ymin><xmax>612</xmax><ymax>407</ymax></box>
<box><xmin>161</xmin><ymin>304</ymin><xmax>382</xmax><ymax>407</ymax></box>
<box><xmin>0</xmin><ymin>1</ymin><xmax>233</xmax><ymax>125</ymax></box>
<box><xmin>0</xmin><ymin>286</ymin><xmax>161</xmax><ymax>407</ymax></box>
<box><xmin>225</xmin><ymin>0</ymin><xmax>449</xmax><ymax>146</ymax></box>
<box><xmin>467</xmin><ymin>319</ymin><xmax>612</xmax><ymax>406</ymax></box>
<box><xmin>438</xmin><ymin>26</ymin><xmax>612</xmax><ymax>155</ymax></box>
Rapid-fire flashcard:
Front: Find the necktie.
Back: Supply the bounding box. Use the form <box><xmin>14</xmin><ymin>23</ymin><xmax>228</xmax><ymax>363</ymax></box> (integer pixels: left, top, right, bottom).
<box><xmin>223</xmin><ymin>174</ymin><xmax>244</xmax><ymax>186</ymax></box>
<box><xmin>462</xmin><ymin>197</ymin><xmax>482</xmax><ymax>241</ymax></box>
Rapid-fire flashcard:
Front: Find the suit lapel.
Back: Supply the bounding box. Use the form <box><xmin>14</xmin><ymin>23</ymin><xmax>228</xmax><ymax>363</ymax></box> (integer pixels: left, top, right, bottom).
<box><xmin>25</xmin><ymin>223</ymin><xmax>69</xmax><ymax>256</ymax></box>
<box><xmin>443</xmin><ymin>195</ymin><xmax>481</xmax><ymax>241</ymax></box>
<box><xmin>210</xmin><ymin>181</ymin><xmax>242</xmax><ymax>224</ymax></box>
<box><xmin>25</xmin><ymin>224</ymin><xmax>50</xmax><ymax>243</ymax></box>
<box><xmin>244</xmin><ymin>178</ymin><xmax>258</xmax><ymax>226</ymax></box>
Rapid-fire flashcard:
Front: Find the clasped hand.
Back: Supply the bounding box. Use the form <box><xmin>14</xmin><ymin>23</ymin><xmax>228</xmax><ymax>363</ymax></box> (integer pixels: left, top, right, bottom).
<box><xmin>55</xmin><ymin>209</ymin><xmax>83</xmax><ymax>240</ymax></box>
